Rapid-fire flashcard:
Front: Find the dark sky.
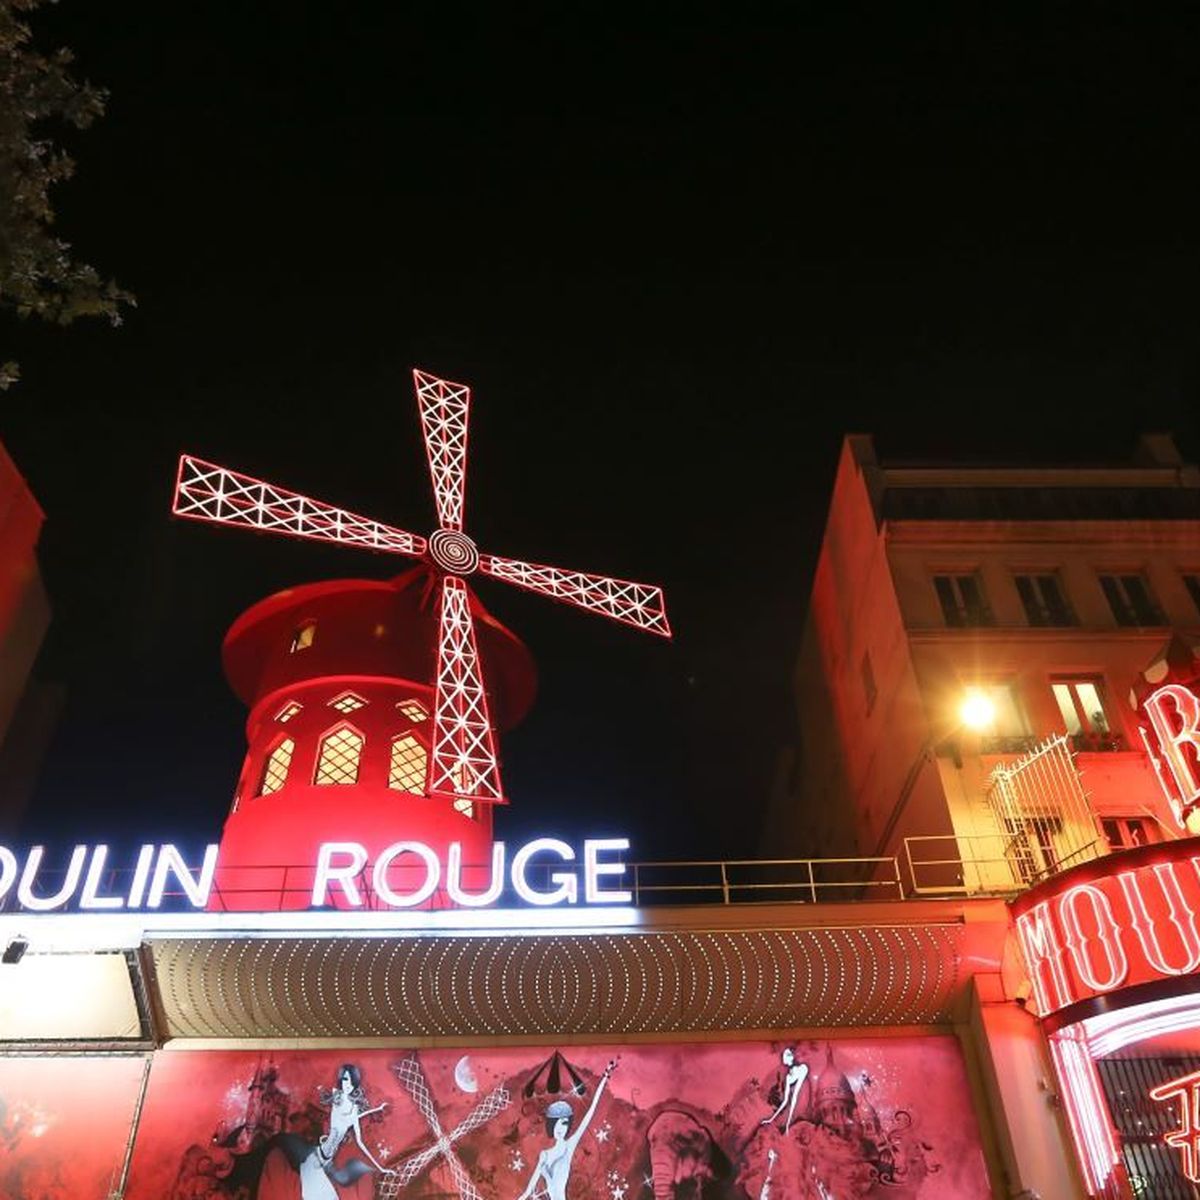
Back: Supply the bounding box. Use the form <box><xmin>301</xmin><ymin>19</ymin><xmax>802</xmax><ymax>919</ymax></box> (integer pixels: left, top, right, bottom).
<box><xmin>5</xmin><ymin>4</ymin><xmax>1200</xmax><ymax>860</ymax></box>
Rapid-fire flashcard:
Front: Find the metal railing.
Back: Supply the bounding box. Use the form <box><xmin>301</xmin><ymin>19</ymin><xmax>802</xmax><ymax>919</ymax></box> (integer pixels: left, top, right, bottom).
<box><xmin>629</xmin><ymin>856</ymin><xmax>904</xmax><ymax>906</ymax></box>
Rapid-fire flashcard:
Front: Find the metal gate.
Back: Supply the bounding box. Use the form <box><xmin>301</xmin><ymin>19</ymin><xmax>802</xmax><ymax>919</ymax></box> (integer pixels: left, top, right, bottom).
<box><xmin>1096</xmin><ymin>1054</ymin><xmax>1200</xmax><ymax>1198</ymax></box>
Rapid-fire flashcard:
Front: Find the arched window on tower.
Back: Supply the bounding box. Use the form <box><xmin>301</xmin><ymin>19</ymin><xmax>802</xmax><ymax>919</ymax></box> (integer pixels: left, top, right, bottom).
<box><xmin>451</xmin><ymin>765</ymin><xmax>476</xmax><ymax>820</ymax></box>
<box><xmin>314</xmin><ymin>726</ymin><xmax>363</xmax><ymax>785</ymax></box>
<box><xmin>388</xmin><ymin>734</ymin><xmax>427</xmax><ymax>794</ymax></box>
<box><xmin>259</xmin><ymin>738</ymin><xmax>295</xmax><ymax>795</ymax></box>
<box><xmin>290</xmin><ymin>621</ymin><xmax>316</xmax><ymax>653</ymax></box>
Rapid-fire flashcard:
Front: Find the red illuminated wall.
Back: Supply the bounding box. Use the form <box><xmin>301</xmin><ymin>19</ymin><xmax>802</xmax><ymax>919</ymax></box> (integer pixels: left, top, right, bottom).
<box><xmin>0</xmin><ymin>441</ymin><xmax>50</xmax><ymax>828</ymax></box>
<box><xmin>0</xmin><ymin>1054</ymin><xmax>145</xmax><ymax>1200</ymax></box>
<box><xmin>125</xmin><ymin>1037</ymin><xmax>991</xmax><ymax>1200</ymax></box>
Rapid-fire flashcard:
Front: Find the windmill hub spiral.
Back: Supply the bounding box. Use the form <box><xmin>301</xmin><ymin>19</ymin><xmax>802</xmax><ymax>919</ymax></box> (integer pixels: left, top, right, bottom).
<box><xmin>429</xmin><ymin>528</ymin><xmax>480</xmax><ymax>575</ymax></box>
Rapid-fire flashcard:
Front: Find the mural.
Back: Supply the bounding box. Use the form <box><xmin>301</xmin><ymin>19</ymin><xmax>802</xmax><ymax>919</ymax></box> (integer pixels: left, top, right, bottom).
<box><xmin>0</xmin><ymin>1054</ymin><xmax>146</xmax><ymax>1200</ymax></box>
<box><xmin>126</xmin><ymin>1039</ymin><xmax>990</xmax><ymax>1200</ymax></box>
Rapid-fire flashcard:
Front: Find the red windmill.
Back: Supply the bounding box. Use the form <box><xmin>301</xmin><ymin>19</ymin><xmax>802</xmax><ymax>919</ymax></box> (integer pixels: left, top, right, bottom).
<box><xmin>174</xmin><ymin>369</ymin><xmax>670</xmax><ymax>909</ymax></box>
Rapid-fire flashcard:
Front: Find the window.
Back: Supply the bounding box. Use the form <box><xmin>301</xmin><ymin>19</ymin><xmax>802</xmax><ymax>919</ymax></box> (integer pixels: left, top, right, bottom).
<box><xmin>275</xmin><ymin>701</ymin><xmax>302</xmax><ymax>723</ymax></box>
<box><xmin>397</xmin><ymin>699</ymin><xmax>429</xmax><ymax>723</ymax></box>
<box><xmin>259</xmin><ymin>738</ymin><xmax>294</xmax><ymax>795</ymax></box>
<box><xmin>1051</xmin><ymin>678</ymin><xmax>1122</xmax><ymax>751</ymax></box>
<box><xmin>388</xmin><ymin>735</ymin><xmax>427</xmax><ymax>794</ymax></box>
<box><xmin>1098</xmin><ymin>574</ymin><xmax>1163</xmax><ymax>626</ymax></box>
<box><xmin>860</xmin><ymin>651</ymin><xmax>877</xmax><ymax>715</ymax></box>
<box><xmin>329</xmin><ymin>692</ymin><xmax>366</xmax><ymax>714</ymax></box>
<box><xmin>933</xmin><ymin>573</ymin><xmax>991</xmax><ymax>627</ymax></box>
<box><xmin>1184</xmin><ymin>573</ymin><xmax>1200</xmax><ymax>616</ymax></box>
<box><xmin>1101</xmin><ymin>816</ymin><xmax>1159</xmax><ymax>850</ymax></box>
<box><xmin>452</xmin><ymin>764</ymin><xmax>477</xmax><ymax>820</ymax></box>
<box><xmin>1015</xmin><ymin>574</ymin><xmax>1074</xmax><ymax>627</ymax></box>
<box><xmin>290</xmin><ymin>622</ymin><xmax>316</xmax><ymax>652</ymax></box>
<box><xmin>314</xmin><ymin>726</ymin><xmax>363</xmax><ymax>785</ymax></box>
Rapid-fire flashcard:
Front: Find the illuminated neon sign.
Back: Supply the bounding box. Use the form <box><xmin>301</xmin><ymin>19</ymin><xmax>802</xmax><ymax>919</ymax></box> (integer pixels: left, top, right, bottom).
<box><xmin>1149</xmin><ymin>1068</ymin><xmax>1200</xmax><ymax>1182</ymax></box>
<box><xmin>1011</xmin><ymin>838</ymin><xmax>1200</xmax><ymax>1017</ymax></box>
<box><xmin>0</xmin><ymin>838</ymin><xmax>632</xmax><ymax>913</ymax></box>
<box><xmin>1140</xmin><ymin>683</ymin><xmax>1200</xmax><ymax>827</ymax></box>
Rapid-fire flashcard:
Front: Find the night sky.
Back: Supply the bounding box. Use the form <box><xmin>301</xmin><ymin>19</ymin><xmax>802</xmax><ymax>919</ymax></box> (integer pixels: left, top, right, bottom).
<box><xmin>4</xmin><ymin>5</ymin><xmax>1200</xmax><ymax>861</ymax></box>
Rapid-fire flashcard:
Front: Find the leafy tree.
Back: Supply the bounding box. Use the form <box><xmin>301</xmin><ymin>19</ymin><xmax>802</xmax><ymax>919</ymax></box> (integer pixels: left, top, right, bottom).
<box><xmin>0</xmin><ymin>0</ymin><xmax>132</xmax><ymax>387</ymax></box>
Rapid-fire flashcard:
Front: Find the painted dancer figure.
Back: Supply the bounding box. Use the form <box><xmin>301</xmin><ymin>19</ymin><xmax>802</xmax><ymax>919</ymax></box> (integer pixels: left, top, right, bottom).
<box><xmin>760</xmin><ymin>1048</ymin><xmax>809</xmax><ymax>1134</ymax></box>
<box><xmin>262</xmin><ymin>1064</ymin><xmax>394</xmax><ymax>1199</ymax></box>
<box><xmin>517</xmin><ymin>1061</ymin><xmax>617</xmax><ymax>1200</ymax></box>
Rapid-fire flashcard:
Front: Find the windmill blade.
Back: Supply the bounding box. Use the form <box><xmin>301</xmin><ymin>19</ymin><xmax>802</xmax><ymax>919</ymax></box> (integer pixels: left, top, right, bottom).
<box><xmin>444</xmin><ymin>1152</ymin><xmax>486</xmax><ymax>1200</ymax></box>
<box><xmin>479</xmin><ymin>553</ymin><xmax>671</xmax><ymax>638</ymax></box>
<box><xmin>430</xmin><ymin>576</ymin><xmax>505</xmax><ymax>803</ymax></box>
<box><xmin>443</xmin><ymin>1085</ymin><xmax>511</xmax><ymax>1144</ymax></box>
<box><xmin>173</xmin><ymin>455</ymin><xmax>426</xmax><ymax>557</ymax></box>
<box><xmin>414</xmin><ymin>369</ymin><xmax>471</xmax><ymax>532</ymax></box>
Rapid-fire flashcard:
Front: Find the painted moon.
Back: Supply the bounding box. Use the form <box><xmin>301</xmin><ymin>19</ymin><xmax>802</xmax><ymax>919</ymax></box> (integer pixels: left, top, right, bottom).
<box><xmin>454</xmin><ymin>1054</ymin><xmax>479</xmax><ymax>1093</ymax></box>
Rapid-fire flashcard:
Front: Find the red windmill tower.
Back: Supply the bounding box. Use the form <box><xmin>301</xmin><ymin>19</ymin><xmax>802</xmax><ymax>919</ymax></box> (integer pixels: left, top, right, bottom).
<box><xmin>173</xmin><ymin>369</ymin><xmax>670</xmax><ymax>909</ymax></box>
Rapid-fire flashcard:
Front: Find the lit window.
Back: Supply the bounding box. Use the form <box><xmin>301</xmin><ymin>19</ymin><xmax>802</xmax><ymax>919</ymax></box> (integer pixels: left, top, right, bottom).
<box><xmin>1184</xmin><ymin>573</ymin><xmax>1200</xmax><ymax>616</ymax></box>
<box><xmin>259</xmin><ymin>738</ymin><xmax>294</xmax><ymax>795</ymax></box>
<box><xmin>388</xmin><ymin>735</ymin><xmax>427</xmax><ymax>794</ymax></box>
<box><xmin>1098</xmin><ymin>574</ymin><xmax>1162</xmax><ymax>627</ymax></box>
<box><xmin>1052</xmin><ymin>679</ymin><xmax>1120</xmax><ymax>750</ymax></box>
<box><xmin>275</xmin><ymin>701</ymin><xmax>302</xmax><ymax>723</ymax></box>
<box><xmin>397</xmin><ymin>698</ymin><xmax>429</xmax><ymax>723</ymax></box>
<box><xmin>314</xmin><ymin>726</ymin><xmax>363</xmax><ymax>785</ymax></box>
<box><xmin>329</xmin><ymin>692</ymin><xmax>366</xmax><ymax>714</ymax></box>
<box><xmin>290</xmin><ymin>622</ymin><xmax>316</xmax><ymax>652</ymax></box>
<box><xmin>1101</xmin><ymin>816</ymin><xmax>1159</xmax><ymax>850</ymax></box>
<box><xmin>450</xmin><ymin>763</ymin><xmax>477</xmax><ymax>819</ymax></box>
<box><xmin>933</xmin><ymin>574</ymin><xmax>991</xmax><ymax>627</ymax></box>
<box><xmin>1015</xmin><ymin>574</ymin><xmax>1074</xmax><ymax>627</ymax></box>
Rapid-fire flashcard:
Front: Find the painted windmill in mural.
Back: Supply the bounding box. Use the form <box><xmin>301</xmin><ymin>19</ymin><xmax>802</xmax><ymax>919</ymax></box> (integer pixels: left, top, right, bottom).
<box><xmin>173</xmin><ymin>369</ymin><xmax>670</xmax><ymax>832</ymax></box>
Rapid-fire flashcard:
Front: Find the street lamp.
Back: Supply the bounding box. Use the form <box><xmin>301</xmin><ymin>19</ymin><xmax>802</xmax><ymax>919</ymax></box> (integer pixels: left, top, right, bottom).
<box><xmin>959</xmin><ymin>689</ymin><xmax>997</xmax><ymax>732</ymax></box>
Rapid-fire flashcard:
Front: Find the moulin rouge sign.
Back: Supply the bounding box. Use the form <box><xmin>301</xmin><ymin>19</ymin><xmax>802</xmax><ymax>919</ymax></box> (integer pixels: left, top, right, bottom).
<box><xmin>1013</xmin><ymin>836</ymin><xmax>1200</xmax><ymax>1020</ymax></box>
<box><xmin>0</xmin><ymin>837</ymin><xmax>633</xmax><ymax>913</ymax></box>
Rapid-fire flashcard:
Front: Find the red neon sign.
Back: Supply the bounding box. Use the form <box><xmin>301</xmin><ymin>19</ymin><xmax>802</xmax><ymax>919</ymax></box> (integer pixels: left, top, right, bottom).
<box><xmin>1141</xmin><ymin>683</ymin><xmax>1200</xmax><ymax>827</ymax></box>
<box><xmin>1149</xmin><ymin>1068</ymin><xmax>1200</xmax><ymax>1182</ymax></box>
<box><xmin>1012</xmin><ymin>837</ymin><xmax>1200</xmax><ymax>1017</ymax></box>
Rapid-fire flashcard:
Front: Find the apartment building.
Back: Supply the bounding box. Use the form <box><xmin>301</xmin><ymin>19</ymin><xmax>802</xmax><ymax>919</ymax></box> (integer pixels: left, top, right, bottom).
<box><xmin>770</xmin><ymin>432</ymin><xmax>1200</xmax><ymax>894</ymax></box>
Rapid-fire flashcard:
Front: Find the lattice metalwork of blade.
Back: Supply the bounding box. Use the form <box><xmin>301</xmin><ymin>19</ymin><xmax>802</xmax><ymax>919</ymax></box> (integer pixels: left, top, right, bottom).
<box><xmin>414</xmin><ymin>368</ymin><xmax>471</xmax><ymax>532</ymax></box>
<box><xmin>430</xmin><ymin>576</ymin><xmax>505</xmax><ymax>803</ymax></box>
<box><xmin>390</xmin><ymin>1056</ymin><xmax>510</xmax><ymax>1199</ymax></box>
<box><xmin>479</xmin><ymin>553</ymin><xmax>672</xmax><ymax>637</ymax></box>
<box><xmin>173</xmin><ymin>455</ymin><xmax>426</xmax><ymax>557</ymax></box>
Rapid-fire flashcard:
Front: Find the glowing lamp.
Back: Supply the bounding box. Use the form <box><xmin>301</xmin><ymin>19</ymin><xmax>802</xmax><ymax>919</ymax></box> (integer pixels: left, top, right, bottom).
<box><xmin>959</xmin><ymin>690</ymin><xmax>996</xmax><ymax>731</ymax></box>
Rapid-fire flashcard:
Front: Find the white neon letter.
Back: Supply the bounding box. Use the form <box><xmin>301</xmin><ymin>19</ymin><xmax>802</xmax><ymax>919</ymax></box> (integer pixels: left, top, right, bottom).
<box><xmin>373</xmin><ymin>841</ymin><xmax>440</xmax><ymax>908</ymax></box>
<box><xmin>0</xmin><ymin>846</ymin><xmax>16</xmax><ymax>903</ymax></box>
<box><xmin>312</xmin><ymin>842</ymin><xmax>368</xmax><ymax>907</ymax></box>
<box><xmin>80</xmin><ymin>845</ymin><xmax>124</xmax><ymax>910</ymax></box>
<box><xmin>446</xmin><ymin>841</ymin><xmax>506</xmax><ymax>907</ymax></box>
<box><xmin>1014</xmin><ymin>901</ymin><xmax>1073</xmax><ymax>1014</ymax></box>
<box><xmin>148</xmin><ymin>844</ymin><xmax>218</xmax><ymax>909</ymax></box>
<box><xmin>17</xmin><ymin>845</ymin><xmax>88</xmax><ymax>911</ymax></box>
<box><xmin>511</xmin><ymin>838</ymin><xmax>577</xmax><ymax>906</ymax></box>
<box><xmin>583</xmin><ymin>838</ymin><xmax>632</xmax><ymax>904</ymax></box>
<box><xmin>1119</xmin><ymin>865</ymin><xmax>1200</xmax><ymax>976</ymax></box>
<box><xmin>1059</xmin><ymin>883</ymin><xmax>1129</xmax><ymax>993</ymax></box>
<box><xmin>127</xmin><ymin>844</ymin><xmax>156</xmax><ymax>909</ymax></box>
<box><xmin>1144</xmin><ymin>684</ymin><xmax>1200</xmax><ymax>817</ymax></box>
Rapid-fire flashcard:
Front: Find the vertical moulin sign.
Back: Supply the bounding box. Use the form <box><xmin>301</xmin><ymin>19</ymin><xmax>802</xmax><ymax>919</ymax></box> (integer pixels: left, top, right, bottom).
<box><xmin>1131</xmin><ymin>635</ymin><xmax>1200</xmax><ymax>831</ymax></box>
<box><xmin>172</xmin><ymin>369</ymin><xmax>671</xmax><ymax>910</ymax></box>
